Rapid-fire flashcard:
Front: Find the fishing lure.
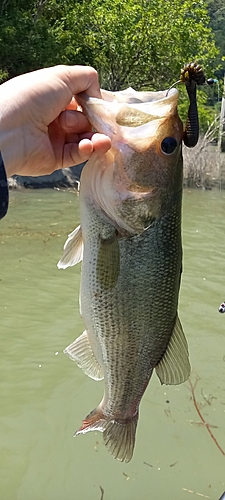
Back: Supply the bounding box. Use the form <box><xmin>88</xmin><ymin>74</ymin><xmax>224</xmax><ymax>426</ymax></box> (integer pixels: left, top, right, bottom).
<box><xmin>218</xmin><ymin>302</ymin><xmax>225</xmax><ymax>313</ymax></box>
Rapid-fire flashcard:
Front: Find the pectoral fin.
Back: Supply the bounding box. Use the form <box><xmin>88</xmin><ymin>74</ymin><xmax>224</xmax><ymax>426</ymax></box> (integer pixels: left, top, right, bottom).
<box><xmin>63</xmin><ymin>330</ymin><xmax>104</xmax><ymax>381</ymax></box>
<box><xmin>155</xmin><ymin>315</ymin><xmax>190</xmax><ymax>385</ymax></box>
<box><xmin>97</xmin><ymin>232</ymin><xmax>120</xmax><ymax>288</ymax></box>
<box><xmin>57</xmin><ymin>225</ymin><xmax>83</xmax><ymax>269</ymax></box>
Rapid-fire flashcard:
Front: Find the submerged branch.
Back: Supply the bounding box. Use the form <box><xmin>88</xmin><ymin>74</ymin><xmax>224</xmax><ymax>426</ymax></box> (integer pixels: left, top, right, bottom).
<box><xmin>188</xmin><ymin>377</ymin><xmax>225</xmax><ymax>456</ymax></box>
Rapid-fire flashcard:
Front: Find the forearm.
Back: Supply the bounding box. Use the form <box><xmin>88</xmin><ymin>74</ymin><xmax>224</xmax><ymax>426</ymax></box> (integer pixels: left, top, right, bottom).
<box><xmin>0</xmin><ymin>65</ymin><xmax>111</xmax><ymax>180</ymax></box>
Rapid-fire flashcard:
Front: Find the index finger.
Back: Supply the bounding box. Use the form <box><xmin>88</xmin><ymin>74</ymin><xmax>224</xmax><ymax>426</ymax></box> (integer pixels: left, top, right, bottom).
<box><xmin>54</xmin><ymin>65</ymin><xmax>102</xmax><ymax>99</ymax></box>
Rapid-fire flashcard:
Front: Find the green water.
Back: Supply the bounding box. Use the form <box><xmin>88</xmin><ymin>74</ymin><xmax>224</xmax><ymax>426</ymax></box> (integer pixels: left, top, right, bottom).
<box><xmin>0</xmin><ymin>188</ymin><xmax>225</xmax><ymax>500</ymax></box>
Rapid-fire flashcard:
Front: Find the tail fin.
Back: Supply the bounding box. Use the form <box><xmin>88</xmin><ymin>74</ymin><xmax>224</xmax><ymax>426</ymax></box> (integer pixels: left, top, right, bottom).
<box><xmin>75</xmin><ymin>407</ymin><xmax>138</xmax><ymax>463</ymax></box>
<box><xmin>103</xmin><ymin>416</ymin><xmax>138</xmax><ymax>463</ymax></box>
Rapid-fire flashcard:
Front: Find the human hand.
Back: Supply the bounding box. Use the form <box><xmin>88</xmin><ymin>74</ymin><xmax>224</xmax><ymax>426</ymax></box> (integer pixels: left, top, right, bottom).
<box><xmin>0</xmin><ymin>65</ymin><xmax>111</xmax><ymax>177</ymax></box>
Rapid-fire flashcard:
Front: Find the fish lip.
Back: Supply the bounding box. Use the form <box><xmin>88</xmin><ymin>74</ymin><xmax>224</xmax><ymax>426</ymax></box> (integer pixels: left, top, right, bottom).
<box><xmin>76</xmin><ymin>87</ymin><xmax>181</xmax><ymax>145</ymax></box>
<box><xmin>100</xmin><ymin>86</ymin><xmax>179</xmax><ymax>103</ymax></box>
<box><xmin>77</xmin><ymin>87</ymin><xmax>179</xmax><ymax>112</ymax></box>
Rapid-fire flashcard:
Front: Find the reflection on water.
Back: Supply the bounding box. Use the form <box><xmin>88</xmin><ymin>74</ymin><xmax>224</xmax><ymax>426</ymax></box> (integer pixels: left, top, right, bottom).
<box><xmin>0</xmin><ymin>188</ymin><xmax>225</xmax><ymax>500</ymax></box>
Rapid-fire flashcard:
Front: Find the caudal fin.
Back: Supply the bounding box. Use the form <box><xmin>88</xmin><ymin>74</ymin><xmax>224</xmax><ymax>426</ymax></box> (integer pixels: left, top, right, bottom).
<box><xmin>103</xmin><ymin>416</ymin><xmax>138</xmax><ymax>463</ymax></box>
<box><xmin>75</xmin><ymin>407</ymin><xmax>138</xmax><ymax>463</ymax></box>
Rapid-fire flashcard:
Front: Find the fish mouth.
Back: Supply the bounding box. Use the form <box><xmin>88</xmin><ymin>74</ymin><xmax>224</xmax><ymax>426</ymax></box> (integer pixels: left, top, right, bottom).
<box><xmin>100</xmin><ymin>86</ymin><xmax>179</xmax><ymax>118</ymax></box>
<box><xmin>76</xmin><ymin>88</ymin><xmax>183</xmax><ymax>152</ymax></box>
<box><xmin>76</xmin><ymin>87</ymin><xmax>180</xmax><ymax>140</ymax></box>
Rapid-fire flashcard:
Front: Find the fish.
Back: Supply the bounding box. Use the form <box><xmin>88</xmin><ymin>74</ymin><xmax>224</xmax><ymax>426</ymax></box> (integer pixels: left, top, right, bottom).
<box><xmin>58</xmin><ymin>65</ymin><xmax>203</xmax><ymax>462</ymax></box>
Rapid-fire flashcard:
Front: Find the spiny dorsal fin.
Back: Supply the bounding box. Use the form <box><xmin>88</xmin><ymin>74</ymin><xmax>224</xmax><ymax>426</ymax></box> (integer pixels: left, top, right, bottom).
<box><xmin>57</xmin><ymin>225</ymin><xmax>83</xmax><ymax>269</ymax></box>
<box><xmin>63</xmin><ymin>330</ymin><xmax>104</xmax><ymax>381</ymax></box>
<box><xmin>155</xmin><ymin>315</ymin><xmax>191</xmax><ymax>385</ymax></box>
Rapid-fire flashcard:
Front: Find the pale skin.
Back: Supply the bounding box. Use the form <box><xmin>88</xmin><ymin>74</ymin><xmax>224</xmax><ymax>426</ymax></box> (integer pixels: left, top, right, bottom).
<box><xmin>0</xmin><ymin>65</ymin><xmax>111</xmax><ymax>178</ymax></box>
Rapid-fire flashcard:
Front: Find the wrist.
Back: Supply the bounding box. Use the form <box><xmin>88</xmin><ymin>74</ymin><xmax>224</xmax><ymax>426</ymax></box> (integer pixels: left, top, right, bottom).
<box><xmin>0</xmin><ymin>82</ymin><xmax>24</xmax><ymax>178</ymax></box>
<box><xmin>0</xmin><ymin>119</ymin><xmax>23</xmax><ymax>178</ymax></box>
<box><xmin>0</xmin><ymin>131</ymin><xmax>17</xmax><ymax>178</ymax></box>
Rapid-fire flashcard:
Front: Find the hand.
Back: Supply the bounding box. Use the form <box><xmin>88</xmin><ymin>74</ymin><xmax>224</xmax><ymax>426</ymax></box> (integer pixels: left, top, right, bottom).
<box><xmin>0</xmin><ymin>65</ymin><xmax>111</xmax><ymax>177</ymax></box>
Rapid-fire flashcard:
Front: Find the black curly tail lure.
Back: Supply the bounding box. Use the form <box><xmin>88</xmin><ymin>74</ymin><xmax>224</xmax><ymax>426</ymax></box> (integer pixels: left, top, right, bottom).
<box><xmin>167</xmin><ymin>62</ymin><xmax>205</xmax><ymax>147</ymax></box>
<box><xmin>180</xmin><ymin>62</ymin><xmax>205</xmax><ymax>147</ymax></box>
<box><xmin>170</xmin><ymin>63</ymin><xmax>224</xmax><ymax>316</ymax></box>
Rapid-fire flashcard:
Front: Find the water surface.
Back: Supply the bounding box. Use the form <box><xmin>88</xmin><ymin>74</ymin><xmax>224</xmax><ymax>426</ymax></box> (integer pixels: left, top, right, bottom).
<box><xmin>0</xmin><ymin>188</ymin><xmax>225</xmax><ymax>500</ymax></box>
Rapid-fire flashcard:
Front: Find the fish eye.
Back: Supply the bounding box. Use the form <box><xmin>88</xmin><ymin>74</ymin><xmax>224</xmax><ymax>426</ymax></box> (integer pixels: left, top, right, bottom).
<box><xmin>161</xmin><ymin>137</ymin><xmax>178</xmax><ymax>155</ymax></box>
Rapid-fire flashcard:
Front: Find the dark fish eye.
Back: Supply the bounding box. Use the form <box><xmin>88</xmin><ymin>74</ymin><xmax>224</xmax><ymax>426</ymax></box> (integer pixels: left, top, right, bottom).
<box><xmin>161</xmin><ymin>137</ymin><xmax>177</xmax><ymax>155</ymax></box>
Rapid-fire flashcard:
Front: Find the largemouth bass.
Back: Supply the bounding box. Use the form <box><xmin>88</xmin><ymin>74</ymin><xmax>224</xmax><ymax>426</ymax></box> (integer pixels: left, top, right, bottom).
<box><xmin>58</xmin><ymin>64</ymin><xmax>204</xmax><ymax>462</ymax></box>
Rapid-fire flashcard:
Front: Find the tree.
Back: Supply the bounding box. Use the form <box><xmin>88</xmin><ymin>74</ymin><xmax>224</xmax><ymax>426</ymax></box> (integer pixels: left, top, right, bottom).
<box><xmin>207</xmin><ymin>0</ymin><xmax>225</xmax><ymax>80</ymax></box>
<box><xmin>60</xmin><ymin>0</ymin><xmax>218</xmax><ymax>91</ymax></box>
<box><xmin>0</xmin><ymin>1</ymin><xmax>70</xmax><ymax>81</ymax></box>
<box><xmin>0</xmin><ymin>0</ymin><xmax>220</xmax><ymax>131</ymax></box>
<box><xmin>0</xmin><ymin>0</ymin><xmax>219</xmax><ymax>90</ymax></box>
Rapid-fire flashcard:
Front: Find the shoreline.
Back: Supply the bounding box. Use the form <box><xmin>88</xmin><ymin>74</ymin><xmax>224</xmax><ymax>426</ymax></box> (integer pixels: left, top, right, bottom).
<box><xmin>8</xmin><ymin>164</ymin><xmax>84</xmax><ymax>190</ymax></box>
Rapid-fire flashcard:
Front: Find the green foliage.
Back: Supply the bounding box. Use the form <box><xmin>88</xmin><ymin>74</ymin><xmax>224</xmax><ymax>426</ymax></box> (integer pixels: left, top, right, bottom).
<box><xmin>0</xmin><ymin>68</ymin><xmax>9</xmax><ymax>83</ymax></box>
<box><xmin>60</xmin><ymin>0</ymin><xmax>218</xmax><ymax>91</ymax></box>
<box><xmin>207</xmin><ymin>0</ymin><xmax>225</xmax><ymax>79</ymax></box>
<box><xmin>0</xmin><ymin>1</ymin><xmax>70</xmax><ymax>79</ymax></box>
<box><xmin>0</xmin><ymin>0</ymin><xmax>219</xmax><ymax>85</ymax></box>
<box><xmin>0</xmin><ymin>0</ymin><xmax>221</xmax><ymax>131</ymax></box>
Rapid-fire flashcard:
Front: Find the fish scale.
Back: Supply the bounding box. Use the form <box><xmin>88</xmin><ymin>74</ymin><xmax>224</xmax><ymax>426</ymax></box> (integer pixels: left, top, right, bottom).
<box><xmin>77</xmin><ymin>184</ymin><xmax>183</xmax><ymax>427</ymax></box>
<box><xmin>58</xmin><ymin>67</ymin><xmax>203</xmax><ymax>462</ymax></box>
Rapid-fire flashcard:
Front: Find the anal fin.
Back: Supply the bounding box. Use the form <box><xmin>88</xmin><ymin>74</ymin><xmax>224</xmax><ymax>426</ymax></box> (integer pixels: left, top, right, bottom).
<box><xmin>57</xmin><ymin>225</ymin><xmax>83</xmax><ymax>269</ymax></box>
<box><xmin>155</xmin><ymin>315</ymin><xmax>191</xmax><ymax>385</ymax></box>
<box><xmin>63</xmin><ymin>331</ymin><xmax>104</xmax><ymax>381</ymax></box>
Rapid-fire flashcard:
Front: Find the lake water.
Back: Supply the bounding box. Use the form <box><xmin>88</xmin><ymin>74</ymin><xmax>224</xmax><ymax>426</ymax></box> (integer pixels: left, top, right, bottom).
<box><xmin>0</xmin><ymin>188</ymin><xmax>225</xmax><ymax>500</ymax></box>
